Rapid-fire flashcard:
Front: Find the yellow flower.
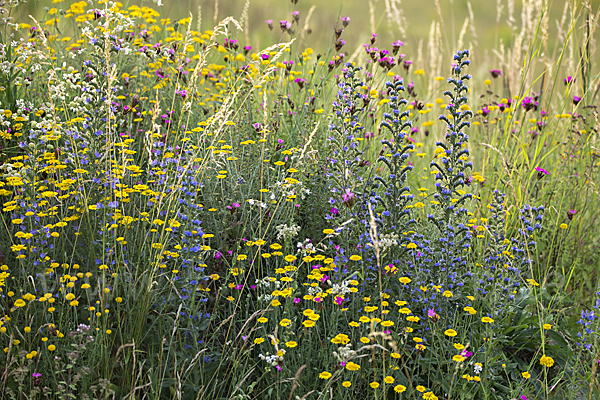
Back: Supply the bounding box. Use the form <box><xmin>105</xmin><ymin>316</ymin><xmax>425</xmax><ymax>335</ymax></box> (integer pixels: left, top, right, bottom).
<box><xmin>444</xmin><ymin>329</ymin><xmax>457</xmax><ymax>337</ymax></box>
<box><xmin>257</xmin><ymin>317</ymin><xmax>268</xmax><ymax>323</ymax></box>
<box><xmin>285</xmin><ymin>341</ymin><xmax>298</xmax><ymax>348</ymax></box>
<box><xmin>522</xmin><ymin>371</ymin><xmax>531</xmax><ymax>379</ymax></box>
<box><xmin>384</xmin><ymin>376</ymin><xmax>395</xmax><ymax>384</ymax></box>
<box><xmin>349</xmin><ymin>255</ymin><xmax>362</xmax><ymax>261</ymax></box>
<box><xmin>452</xmin><ymin>355</ymin><xmax>466</xmax><ymax>362</ymax></box>
<box><xmin>399</xmin><ymin>277</ymin><xmax>411</xmax><ymax>284</ymax></box>
<box><xmin>526</xmin><ymin>278</ymin><xmax>540</xmax><ymax>286</ymax></box>
<box><xmin>370</xmin><ymin>382</ymin><xmax>380</xmax><ymax>389</ymax></box>
<box><xmin>453</xmin><ymin>343</ymin><xmax>465</xmax><ymax>350</ymax></box>
<box><xmin>331</xmin><ymin>333</ymin><xmax>350</xmax><ymax>345</ymax></box>
<box><xmin>540</xmin><ymin>355</ymin><xmax>554</xmax><ymax>367</ymax></box>
<box><xmin>423</xmin><ymin>392</ymin><xmax>438</xmax><ymax>400</ymax></box>
<box><xmin>319</xmin><ymin>371</ymin><xmax>332</xmax><ymax>379</ymax></box>
<box><xmin>279</xmin><ymin>318</ymin><xmax>291</xmax><ymax>327</ymax></box>
<box><xmin>560</xmin><ymin>223</ymin><xmax>568</xmax><ymax>230</ymax></box>
<box><xmin>345</xmin><ymin>361</ymin><xmax>360</xmax><ymax>371</ymax></box>
<box><xmin>543</xmin><ymin>323</ymin><xmax>552</xmax><ymax>330</ymax></box>
<box><xmin>339</xmin><ymin>380</ymin><xmax>351</xmax><ymax>387</ymax></box>
<box><xmin>48</xmin><ymin>344</ymin><xmax>56</xmax><ymax>351</ymax></box>
<box><xmin>464</xmin><ymin>306</ymin><xmax>477</xmax><ymax>315</ymax></box>
<box><xmin>416</xmin><ymin>385</ymin><xmax>426</xmax><ymax>392</ymax></box>
<box><xmin>481</xmin><ymin>317</ymin><xmax>494</xmax><ymax>324</ymax></box>
<box><xmin>254</xmin><ymin>338</ymin><xmax>265</xmax><ymax>344</ymax></box>
<box><xmin>442</xmin><ymin>290</ymin><xmax>453</xmax><ymax>298</ymax></box>
<box><xmin>14</xmin><ymin>299</ymin><xmax>26</xmax><ymax>307</ymax></box>
<box><xmin>394</xmin><ymin>384</ymin><xmax>406</xmax><ymax>393</ymax></box>
<box><xmin>302</xmin><ymin>320</ymin><xmax>316</xmax><ymax>328</ymax></box>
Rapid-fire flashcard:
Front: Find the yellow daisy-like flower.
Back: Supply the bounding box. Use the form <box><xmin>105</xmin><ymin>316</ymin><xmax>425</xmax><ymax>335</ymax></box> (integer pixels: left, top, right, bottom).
<box><xmin>399</xmin><ymin>276</ymin><xmax>411</xmax><ymax>284</ymax></box>
<box><xmin>394</xmin><ymin>384</ymin><xmax>407</xmax><ymax>393</ymax></box>
<box><xmin>481</xmin><ymin>317</ymin><xmax>494</xmax><ymax>324</ymax></box>
<box><xmin>464</xmin><ymin>306</ymin><xmax>477</xmax><ymax>315</ymax></box>
<box><xmin>279</xmin><ymin>318</ymin><xmax>291</xmax><ymax>327</ymax></box>
<box><xmin>370</xmin><ymin>382</ymin><xmax>380</xmax><ymax>389</ymax></box>
<box><xmin>543</xmin><ymin>323</ymin><xmax>552</xmax><ymax>330</ymax></box>
<box><xmin>14</xmin><ymin>299</ymin><xmax>26</xmax><ymax>307</ymax></box>
<box><xmin>319</xmin><ymin>371</ymin><xmax>332</xmax><ymax>379</ymax></box>
<box><xmin>384</xmin><ymin>376</ymin><xmax>395</xmax><ymax>384</ymax></box>
<box><xmin>254</xmin><ymin>338</ymin><xmax>265</xmax><ymax>344</ymax></box>
<box><xmin>416</xmin><ymin>385</ymin><xmax>426</xmax><ymax>392</ymax></box>
<box><xmin>540</xmin><ymin>355</ymin><xmax>554</xmax><ymax>367</ymax></box>
<box><xmin>522</xmin><ymin>371</ymin><xmax>531</xmax><ymax>379</ymax></box>
<box><xmin>48</xmin><ymin>344</ymin><xmax>56</xmax><ymax>351</ymax></box>
<box><xmin>444</xmin><ymin>329</ymin><xmax>457</xmax><ymax>337</ymax></box>
<box><xmin>302</xmin><ymin>320</ymin><xmax>316</xmax><ymax>328</ymax></box>
<box><xmin>257</xmin><ymin>317</ymin><xmax>268</xmax><ymax>323</ymax></box>
<box><xmin>349</xmin><ymin>255</ymin><xmax>362</xmax><ymax>261</ymax></box>
<box><xmin>452</xmin><ymin>355</ymin><xmax>466</xmax><ymax>362</ymax></box>
<box><xmin>342</xmin><ymin>381</ymin><xmax>351</xmax><ymax>387</ymax></box>
<box><xmin>442</xmin><ymin>290</ymin><xmax>453</xmax><ymax>298</ymax></box>
<box><xmin>345</xmin><ymin>361</ymin><xmax>360</xmax><ymax>371</ymax></box>
<box><xmin>285</xmin><ymin>341</ymin><xmax>298</xmax><ymax>348</ymax></box>
<box><xmin>423</xmin><ymin>392</ymin><xmax>438</xmax><ymax>400</ymax></box>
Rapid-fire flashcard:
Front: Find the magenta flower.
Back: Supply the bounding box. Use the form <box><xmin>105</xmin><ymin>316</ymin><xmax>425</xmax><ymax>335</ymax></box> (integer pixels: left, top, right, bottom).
<box><xmin>341</xmin><ymin>190</ymin><xmax>356</xmax><ymax>207</ymax></box>
<box><xmin>340</xmin><ymin>16</ymin><xmax>351</xmax><ymax>27</ymax></box>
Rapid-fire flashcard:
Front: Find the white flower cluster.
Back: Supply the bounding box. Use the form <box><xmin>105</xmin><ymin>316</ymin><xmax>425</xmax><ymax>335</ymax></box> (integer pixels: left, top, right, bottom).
<box><xmin>256</xmin><ymin>277</ymin><xmax>279</xmax><ymax>302</ymax></box>
<box><xmin>275</xmin><ymin>223</ymin><xmax>301</xmax><ymax>241</ymax></box>
<box><xmin>332</xmin><ymin>344</ymin><xmax>356</xmax><ymax>363</ymax></box>
<box><xmin>367</xmin><ymin>232</ymin><xmax>399</xmax><ymax>253</ymax></box>
<box><xmin>307</xmin><ymin>286</ymin><xmax>322</xmax><ymax>297</ymax></box>
<box><xmin>246</xmin><ymin>198</ymin><xmax>267</xmax><ymax>208</ymax></box>
<box><xmin>258</xmin><ymin>350</ymin><xmax>285</xmax><ymax>367</ymax></box>
<box><xmin>296</xmin><ymin>239</ymin><xmax>316</xmax><ymax>256</ymax></box>
<box><xmin>330</xmin><ymin>280</ymin><xmax>353</xmax><ymax>296</ymax></box>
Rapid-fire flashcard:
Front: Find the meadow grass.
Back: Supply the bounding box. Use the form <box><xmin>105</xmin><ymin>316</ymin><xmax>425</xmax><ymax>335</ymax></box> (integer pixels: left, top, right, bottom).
<box><xmin>0</xmin><ymin>0</ymin><xmax>599</xmax><ymax>399</ymax></box>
